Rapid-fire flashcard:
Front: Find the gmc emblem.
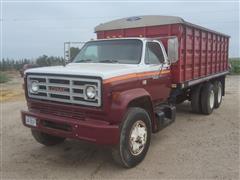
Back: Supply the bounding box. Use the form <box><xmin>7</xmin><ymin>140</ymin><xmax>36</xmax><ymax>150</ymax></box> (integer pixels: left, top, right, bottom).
<box><xmin>49</xmin><ymin>86</ymin><xmax>66</xmax><ymax>92</ymax></box>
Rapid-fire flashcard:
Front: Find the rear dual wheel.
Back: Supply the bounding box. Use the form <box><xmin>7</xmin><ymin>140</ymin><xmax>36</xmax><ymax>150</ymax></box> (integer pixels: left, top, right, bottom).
<box><xmin>191</xmin><ymin>81</ymin><xmax>223</xmax><ymax>115</ymax></box>
<box><xmin>191</xmin><ymin>85</ymin><xmax>202</xmax><ymax>113</ymax></box>
<box><xmin>201</xmin><ymin>83</ymin><xmax>215</xmax><ymax>115</ymax></box>
<box><xmin>213</xmin><ymin>81</ymin><xmax>223</xmax><ymax>108</ymax></box>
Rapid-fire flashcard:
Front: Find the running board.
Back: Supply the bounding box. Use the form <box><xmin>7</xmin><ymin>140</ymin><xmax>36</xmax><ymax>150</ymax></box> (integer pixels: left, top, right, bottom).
<box><xmin>154</xmin><ymin>105</ymin><xmax>176</xmax><ymax>132</ymax></box>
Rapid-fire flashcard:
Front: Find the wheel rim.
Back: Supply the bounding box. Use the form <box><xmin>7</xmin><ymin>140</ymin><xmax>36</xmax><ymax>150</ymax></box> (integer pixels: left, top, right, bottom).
<box><xmin>217</xmin><ymin>85</ymin><xmax>222</xmax><ymax>103</ymax></box>
<box><xmin>210</xmin><ymin>90</ymin><xmax>215</xmax><ymax>109</ymax></box>
<box><xmin>129</xmin><ymin>120</ymin><xmax>147</xmax><ymax>156</ymax></box>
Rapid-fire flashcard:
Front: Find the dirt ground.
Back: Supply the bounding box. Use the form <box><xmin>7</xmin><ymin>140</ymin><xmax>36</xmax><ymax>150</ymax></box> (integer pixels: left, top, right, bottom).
<box><xmin>1</xmin><ymin>74</ymin><xmax>239</xmax><ymax>179</ymax></box>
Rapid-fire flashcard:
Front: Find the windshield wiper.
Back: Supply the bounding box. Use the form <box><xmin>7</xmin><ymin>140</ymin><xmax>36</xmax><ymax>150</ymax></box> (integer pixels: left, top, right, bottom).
<box><xmin>76</xmin><ymin>59</ymin><xmax>93</xmax><ymax>63</ymax></box>
<box><xmin>99</xmin><ymin>59</ymin><xmax>118</xmax><ymax>63</ymax></box>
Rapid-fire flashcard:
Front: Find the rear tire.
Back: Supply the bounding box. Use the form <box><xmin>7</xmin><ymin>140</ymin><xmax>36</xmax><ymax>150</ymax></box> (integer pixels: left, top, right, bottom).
<box><xmin>191</xmin><ymin>85</ymin><xmax>202</xmax><ymax>113</ymax></box>
<box><xmin>201</xmin><ymin>83</ymin><xmax>215</xmax><ymax>115</ymax></box>
<box><xmin>213</xmin><ymin>81</ymin><xmax>222</xmax><ymax>108</ymax></box>
<box><xmin>31</xmin><ymin>129</ymin><xmax>65</xmax><ymax>146</ymax></box>
<box><xmin>111</xmin><ymin>107</ymin><xmax>151</xmax><ymax>168</ymax></box>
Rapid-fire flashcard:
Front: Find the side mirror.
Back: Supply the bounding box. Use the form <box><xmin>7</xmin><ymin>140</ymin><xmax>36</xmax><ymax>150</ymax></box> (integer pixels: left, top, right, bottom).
<box><xmin>167</xmin><ymin>37</ymin><xmax>179</xmax><ymax>64</ymax></box>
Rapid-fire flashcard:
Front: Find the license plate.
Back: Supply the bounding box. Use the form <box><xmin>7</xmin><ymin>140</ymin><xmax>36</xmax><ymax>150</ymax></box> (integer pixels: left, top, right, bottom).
<box><xmin>25</xmin><ymin>116</ymin><xmax>37</xmax><ymax>127</ymax></box>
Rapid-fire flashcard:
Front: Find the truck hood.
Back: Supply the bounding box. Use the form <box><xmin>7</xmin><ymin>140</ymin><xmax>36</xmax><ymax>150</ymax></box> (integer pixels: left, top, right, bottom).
<box><xmin>25</xmin><ymin>63</ymin><xmax>142</xmax><ymax>79</ymax></box>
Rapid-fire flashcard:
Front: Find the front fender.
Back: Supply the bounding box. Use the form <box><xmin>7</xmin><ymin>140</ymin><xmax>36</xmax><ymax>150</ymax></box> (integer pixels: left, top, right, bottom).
<box><xmin>108</xmin><ymin>88</ymin><xmax>153</xmax><ymax>124</ymax></box>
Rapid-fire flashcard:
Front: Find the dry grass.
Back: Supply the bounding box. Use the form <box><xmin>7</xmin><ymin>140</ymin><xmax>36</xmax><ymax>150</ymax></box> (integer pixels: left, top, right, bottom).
<box><xmin>0</xmin><ymin>71</ymin><xmax>24</xmax><ymax>102</ymax></box>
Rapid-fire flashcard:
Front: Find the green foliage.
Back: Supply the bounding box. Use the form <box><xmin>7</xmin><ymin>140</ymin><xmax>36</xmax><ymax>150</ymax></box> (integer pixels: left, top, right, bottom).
<box><xmin>229</xmin><ymin>58</ymin><xmax>240</xmax><ymax>75</ymax></box>
<box><xmin>0</xmin><ymin>72</ymin><xmax>9</xmax><ymax>83</ymax></box>
<box><xmin>0</xmin><ymin>55</ymin><xmax>64</xmax><ymax>71</ymax></box>
<box><xmin>0</xmin><ymin>58</ymin><xmax>31</xmax><ymax>71</ymax></box>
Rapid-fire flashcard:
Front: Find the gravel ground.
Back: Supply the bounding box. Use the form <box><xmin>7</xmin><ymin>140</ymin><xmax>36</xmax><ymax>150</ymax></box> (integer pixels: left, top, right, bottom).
<box><xmin>1</xmin><ymin>75</ymin><xmax>239</xmax><ymax>180</ymax></box>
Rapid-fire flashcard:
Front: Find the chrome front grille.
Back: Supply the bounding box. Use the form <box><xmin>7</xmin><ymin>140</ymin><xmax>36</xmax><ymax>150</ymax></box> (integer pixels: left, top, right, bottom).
<box><xmin>27</xmin><ymin>74</ymin><xmax>101</xmax><ymax>107</ymax></box>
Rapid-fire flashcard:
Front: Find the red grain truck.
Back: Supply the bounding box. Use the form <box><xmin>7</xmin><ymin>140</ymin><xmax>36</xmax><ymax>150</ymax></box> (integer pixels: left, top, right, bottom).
<box><xmin>21</xmin><ymin>15</ymin><xmax>229</xmax><ymax>168</ymax></box>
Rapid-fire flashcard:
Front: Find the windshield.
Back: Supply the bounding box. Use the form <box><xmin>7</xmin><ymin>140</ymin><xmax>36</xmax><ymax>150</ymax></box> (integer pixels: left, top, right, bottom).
<box><xmin>73</xmin><ymin>39</ymin><xmax>143</xmax><ymax>64</ymax></box>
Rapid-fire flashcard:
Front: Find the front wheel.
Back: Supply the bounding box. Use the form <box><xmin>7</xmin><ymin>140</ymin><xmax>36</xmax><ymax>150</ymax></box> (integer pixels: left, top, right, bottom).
<box><xmin>111</xmin><ymin>107</ymin><xmax>151</xmax><ymax>168</ymax></box>
<box><xmin>31</xmin><ymin>129</ymin><xmax>65</xmax><ymax>146</ymax></box>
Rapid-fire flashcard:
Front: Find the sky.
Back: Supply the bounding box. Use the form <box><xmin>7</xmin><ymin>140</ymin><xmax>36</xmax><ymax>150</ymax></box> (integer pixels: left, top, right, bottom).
<box><xmin>1</xmin><ymin>1</ymin><xmax>240</xmax><ymax>59</ymax></box>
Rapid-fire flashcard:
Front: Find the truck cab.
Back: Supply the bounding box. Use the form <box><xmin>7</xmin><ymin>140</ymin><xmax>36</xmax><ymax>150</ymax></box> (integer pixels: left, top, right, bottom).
<box><xmin>22</xmin><ymin>37</ymin><xmax>177</xmax><ymax>168</ymax></box>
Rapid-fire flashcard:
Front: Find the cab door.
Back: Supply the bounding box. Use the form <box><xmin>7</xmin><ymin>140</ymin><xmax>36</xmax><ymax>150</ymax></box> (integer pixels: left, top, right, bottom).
<box><xmin>143</xmin><ymin>40</ymin><xmax>171</xmax><ymax>105</ymax></box>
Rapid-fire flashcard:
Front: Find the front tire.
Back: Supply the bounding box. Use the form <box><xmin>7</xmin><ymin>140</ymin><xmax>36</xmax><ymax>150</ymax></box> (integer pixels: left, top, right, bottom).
<box><xmin>31</xmin><ymin>129</ymin><xmax>65</xmax><ymax>146</ymax></box>
<box><xmin>201</xmin><ymin>83</ymin><xmax>215</xmax><ymax>115</ymax></box>
<box><xmin>111</xmin><ymin>107</ymin><xmax>151</xmax><ymax>168</ymax></box>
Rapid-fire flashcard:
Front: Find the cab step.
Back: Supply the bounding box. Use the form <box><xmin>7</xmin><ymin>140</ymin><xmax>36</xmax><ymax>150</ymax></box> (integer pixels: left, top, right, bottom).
<box><xmin>154</xmin><ymin>104</ymin><xmax>176</xmax><ymax>132</ymax></box>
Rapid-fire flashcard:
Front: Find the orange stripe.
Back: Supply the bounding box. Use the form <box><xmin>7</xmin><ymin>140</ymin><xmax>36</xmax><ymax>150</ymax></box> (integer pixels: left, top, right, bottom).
<box><xmin>103</xmin><ymin>70</ymin><xmax>170</xmax><ymax>84</ymax></box>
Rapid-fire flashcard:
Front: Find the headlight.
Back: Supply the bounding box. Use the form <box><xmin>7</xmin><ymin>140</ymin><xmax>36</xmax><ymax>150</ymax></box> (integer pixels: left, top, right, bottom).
<box><xmin>30</xmin><ymin>81</ymin><xmax>39</xmax><ymax>93</ymax></box>
<box><xmin>85</xmin><ymin>86</ymin><xmax>97</xmax><ymax>99</ymax></box>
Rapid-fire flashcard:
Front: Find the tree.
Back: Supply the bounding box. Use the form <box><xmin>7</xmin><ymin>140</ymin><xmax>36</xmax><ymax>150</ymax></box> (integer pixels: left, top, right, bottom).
<box><xmin>1</xmin><ymin>55</ymin><xmax>65</xmax><ymax>71</ymax></box>
<box><xmin>36</xmin><ymin>55</ymin><xmax>64</xmax><ymax>66</ymax></box>
<box><xmin>36</xmin><ymin>55</ymin><xmax>49</xmax><ymax>66</ymax></box>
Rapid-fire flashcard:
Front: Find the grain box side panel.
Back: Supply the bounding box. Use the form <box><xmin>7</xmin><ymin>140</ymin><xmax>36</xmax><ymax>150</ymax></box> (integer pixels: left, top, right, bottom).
<box><xmin>193</xmin><ymin>29</ymin><xmax>201</xmax><ymax>79</ymax></box>
<box><xmin>178</xmin><ymin>24</ymin><xmax>229</xmax><ymax>84</ymax></box>
<box><xmin>223</xmin><ymin>37</ymin><xmax>229</xmax><ymax>70</ymax></box>
<box><xmin>212</xmin><ymin>34</ymin><xmax>217</xmax><ymax>74</ymax></box>
<box><xmin>185</xmin><ymin>26</ymin><xmax>193</xmax><ymax>81</ymax></box>
<box><xmin>216</xmin><ymin>35</ymin><xmax>221</xmax><ymax>72</ymax></box>
<box><xmin>180</xmin><ymin>25</ymin><xmax>204</xmax><ymax>82</ymax></box>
